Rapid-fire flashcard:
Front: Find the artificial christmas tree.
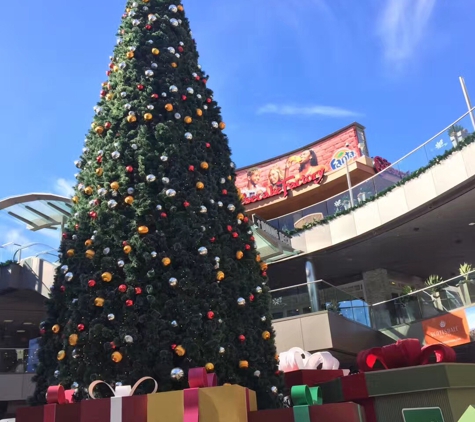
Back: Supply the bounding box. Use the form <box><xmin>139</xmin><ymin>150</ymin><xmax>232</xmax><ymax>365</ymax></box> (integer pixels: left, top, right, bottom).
<box><xmin>31</xmin><ymin>0</ymin><xmax>282</xmax><ymax>410</ymax></box>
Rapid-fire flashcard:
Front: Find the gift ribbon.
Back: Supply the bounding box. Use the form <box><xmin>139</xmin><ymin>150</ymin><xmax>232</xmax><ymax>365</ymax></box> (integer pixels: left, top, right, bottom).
<box><xmin>184</xmin><ymin>367</ymin><xmax>217</xmax><ymax>422</ymax></box>
<box><xmin>279</xmin><ymin>347</ymin><xmax>341</xmax><ymax>372</ymax></box>
<box><xmin>88</xmin><ymin>376</ymin><xmax>158</xmax><ymax>399</ymax></box>
<box><xmin>291</xmin><ymin>385</ymin><xmax>322</xmax><ymax>422</ymax></box>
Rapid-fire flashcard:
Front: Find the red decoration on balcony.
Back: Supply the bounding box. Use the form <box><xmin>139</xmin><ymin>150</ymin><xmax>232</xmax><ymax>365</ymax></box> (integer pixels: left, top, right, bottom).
<box><xmin>357</xmin><ymin>338</ymin><xmax>456</xmax><ymax>372</ymax></box>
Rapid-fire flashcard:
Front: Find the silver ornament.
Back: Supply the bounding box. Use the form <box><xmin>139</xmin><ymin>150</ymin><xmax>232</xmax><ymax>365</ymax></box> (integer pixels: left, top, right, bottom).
<box><xmin>166</xmin><ymin>189</ymin><xmax>176</xmax><ymax>197</ymax></box>
<box><xmin>192</xmin><ymin>72</ymin><xmax>198</xmax><ymax>78</ymax></box>
<box><xmin>201</xmin><ymin>226</ymin><xmax>206</xmax><ymax>231</ymax></box>
<box><xmin>169</xmin><ymin>277</ymin><xmax>178</xmax><ymax>287</ymax></box>
<box><xmin>230</xmin><ymin>162</ymin><xmax>236</xmax><ymax>168</ymax></box>
<box><xmin>74</xmin><ymin>160</ymin><xmax>82</xmax><ymax>168</ymax></box>
<box><xmin>132</xmin><ymin>19</ymin><xmax>140</xmax><ymax>26</ymax></box>
<box><xmin>124</xmin><ymin>103</ymin><xmax>132</xmax><ymax>111</ymax></box>
<box><xmin>237</xmin><ymin>297</ymin><xmax>246</xmax><ymax>307</ymax></box>
<box><xmin>54</xmin><ymin>370</ymin><xmax>60</xmax><ymax>378</ymax></box>
<box><xmin>129</xmin><ymin>46</ymin><xmax>136</xmax><ymax>52</ymax></box>
<box><xmin>108</xmin><ymin>313</ymin><xmax>115</xmax><ymax>320</ymax></box>
<box><xmin>170</xmin><ymin>320</ymin><xmax>178</xmax><ymax>328</ymax></box>
<box><xmin>209</xmin><ymin>199</ymin><xmax>215</xmax><ymax>205</ymax></box>
<box><xmin>162</xmin><ymin>177</ymin><xmax>170</xmax><ymax>184</ymax></box>
<box><xmin>160</xmin><ymin>155</ymin><xmax>168</xmax><ymax>161</ymax></box>
<box><xmin>98</xmin><ymin>188</ymin><xmax>107</xmax><ymax>196</ymax></box>
<box><xmin>261</xmin><ymin>316</ymin><xmax>267</xmax><ymax>322</ymax></box>
<box><xmin>174</xmin><ymin>113</ymin><xmax>182</xmax><ymax>119</ymax></box>
<box><xmin>256</xmin><ymin>286</ymin><xmax>263</xmax><ymax>294</ymax></box>
<box><xmin>254</xmin><ymin>370</ymin><xmax>261</xmax><ymax>377</ymax></box>
<box><xmin>94</xmin><ymin>107</ymin><xmax>103</xmax><ymax>115</ymax></box>
<box><xmin>146</xmin><ymin>174</ymin><xmax>157</xmax><ymax>182</ymax></box>
<box><xmin>111</xmin><ymin>190</ymin><xmax>119</xmax><ymax>197</ymax></box>
<box><xmin>218</xmin><ymin>318</ymin><xmax>223</xmax><ymax>324</ymax></box>
<box><xmin>147</xmin><ymin>40</ymin><xmax>154</xmax><ymax>44</ymax></box>
<box><xmin>121</xmin><ymin>92</ymin><xmax>127</xmax><ymax>98</ymax></box>
<box><xmin>151</xmin><ymin>62</ymin><xmax>158</xmax><ymax>69</ymax></box>
<box><xmin>71</xmin><ymin>382</ymin><xmax>79</xmax><ymax>389</ymax></box>
<box><xmin>145</xmin><ymin>70</ymin><xmax>154</xmax><ymax>77</ymax></box>
<box><xmin>72</xmin><ymin>235</ymin><xmax>78</xmax><ymax>240</ymax></box>
<box><xmin>72</xmin><ymin>349</ymin><xmax>80</xmax><ymax>359</ymax></box>
<box><xmin>161</xmin><ymin>92</ymin><xmax>167</xmax><ymax>97</ymax></box>
<box><xmin>227</xmin><ymin>204</ymin><xmax>236</xmax><ymax>212</ymax></box>
<box><xmin>151</xmin><ymin>251</ymin><xmax>158</xmax><ymax>258</ymax></box>
<box><xmin>103</xmin><ymin>247</ymin><xmax>110</xmax><ymax>255</ymax></box>
<box><xmin>108</xmin><ymin>200</ymin><xmax>118</xmax><ymax>209</ymax></box>
<box><xmin>179</xmin><ymin>42</ymin><xmax>184</xmax><ymax>46</ymax></box>
<box><xmin>131</xmin><ymin>144</ymin><xmax>138</xmax><ymax>150</ymax></box>
<box><xmin>124</xmin><ymin>335</ymin><xmax>133</xmax><ymax>343</ymax></box>
<box><xmin>111</xmin><ymin>151</ymin><xmax>121</xmax><ymax>159</ymax></box>
<box><xmin>197</xmin><ymin>94</ymin><xmax>202</xmax><ymax>99</ymax></box>
<box><xmin>128</xmin><ymin>111</ymin><xmax>136</xmax><ymax>116</ymax></box>
<box><xmin>148</xmin><ymin>14</ymin><xmax>157</xmax><ymax>22</ymax></box>
<box><xmin>215</xmin><ymin>257</ymin><xmax>220</xmax><ymax>263</ymax></box>
<box><xmin>171</xmin><ymin>367</ymin><xmax>184</xmax><ymax>381</ymax></box>
<box><xmin>169</xmin><ymin>4</ymin><xmax>178</xmax><ymax>13</ymax></box>
<box><xmin>271</xmin><ymin>386</ymin><xmax>278</xmax><ymax>394</ymax></box>
<box><xmin>168</xmin><ymin>47</ymin><xmax>176</xmax><ymax>54</ymax></box>
<box><xmin>218</xmin><ymin>201</ymin><xmax>223</xmax><ymax>207</ymax></box>
<box><xmin>117</xmin><ymin>38</ymin><xmax>123</xmax><ymax>45</ymax></box>
<box><xmin>60</xmin><ymin>265</ymin><xmax>69</xmax><ymax>274</ymax></box>
<box><xmin>219</xmin><ymin>347</ymin><xmax>225</xmax><ymax>354</ymax></box>
<box><xmin>117</xmin><ymin>260</ymin><xmax>125</xmax><ymax>268</ymax></box>
<box><xmin>65</xmin><ymin>272</ymin><xmax>74</xmax><ymax>282</ymax></box>
<box><xmin>198</xmin><ymin>247</ymin><xmax>208</xmax><ymax>256</ymax></box>
<box><xmin>127</xmin><ymin>187</ymin><xmax>135</xmax><ymax>194</ymax></box>
<box><xmin>187</xmin><ymin>87</ymin><xmax>194</xmax><ymax>95</ymax></box>
<box><xmin>156</xmin><ymin>205</ymin><xmax>163</xmax><ymax>211</ymax></box>
<box><xmin>169</xmin><ymin>85</ymin><xmax>178</xmax><ymax>93</ymax></box>
<box><xmin>200</xmin><ymin>206</ymin><xmax>207</xmax><ymax>213</ymax></box>
<box><xmin>147</xmin><ymin>104</ymin><xmax>154</xmax><ymax>110</ymax></box>
<box><xmin>170</xmin><ymin>18</ymin><xmax>179</xmax><ymax>26</ymax></box>
<box><xmin>119</xmin><ymin>62</ymin><xmax>126</xmax><ymax>70</ymax></box>
<box><xmin>211</xmin><ymin>121</ymin><xmax>219</xmax><ymax>128</ymax></box>
<box><xmin>175</xmin><ymin>53</ymin><xmax>181</xmax><ymax>59</ymax></box>
<box><xmin>184</xmin><ymin>132</ymin><xmax>192</xmax><ymax>140</ymax></box>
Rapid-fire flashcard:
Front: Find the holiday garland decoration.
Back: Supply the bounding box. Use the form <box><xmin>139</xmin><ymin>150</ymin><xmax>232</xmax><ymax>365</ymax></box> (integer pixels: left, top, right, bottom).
<box><xmin>31</xmin><ymin>0</ymin><xmax>282</xmax><ymax>409</ymax></box>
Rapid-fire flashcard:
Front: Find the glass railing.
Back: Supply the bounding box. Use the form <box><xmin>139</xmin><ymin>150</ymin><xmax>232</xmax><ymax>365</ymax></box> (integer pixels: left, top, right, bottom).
<box><xmin>269</xmin><ymin>109</ymin><xmax>475</xmax><ymax>233</ymax></box>
<box><xmin>370</xmin><ymin>271</ymin><xmax>475</xmax><ymax>330</ymax></box>
<box><xmin>0</xmin><ymin>242</ymin><xmax>59</xmax><ymax>264</ymax></box>
<box><xmin>0</xmin><ymin>348</ymin><xmax>31</xmax><ymax>374</ymax></box>
<box><xmin>270</xmin><ymin>280</ymin><xmax>371</xmax><ymax>327</ymax></box>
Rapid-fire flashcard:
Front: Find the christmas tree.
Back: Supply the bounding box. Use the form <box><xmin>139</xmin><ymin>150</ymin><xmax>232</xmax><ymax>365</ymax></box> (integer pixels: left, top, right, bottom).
<box><xmin>31</xmin><ymin>0</ymin><xmax>282</xmax><ymax>410</ymax></box>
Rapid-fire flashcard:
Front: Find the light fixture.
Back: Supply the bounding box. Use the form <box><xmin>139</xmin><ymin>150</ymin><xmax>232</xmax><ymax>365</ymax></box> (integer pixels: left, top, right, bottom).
<box><xmin>22</xmin><ymin>322</ymin><xmax>33</xmax><ymax>325</ymax></box>
<box><xmin>469</xmin><ymin>223</ymin><xmax>475</xmax><ymax>226</ymax></box>
<box><xmin>3</xmin><ymin>320</ymin><xmax>13</xmax><ymax>323</ymax></box>
<box><xmin>16</xmin><ymin>330</ymin><xmax>26</xmax><ymax>333</ymax></box>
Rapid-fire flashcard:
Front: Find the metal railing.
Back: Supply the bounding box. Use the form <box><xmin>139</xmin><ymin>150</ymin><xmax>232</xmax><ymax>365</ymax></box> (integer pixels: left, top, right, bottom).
<box><xmin>0</xmin><ymin>242</ymin><xmax>59</xmax><ymax>264</ymax></box>
<box><xmin>269</xmin><ymin>108</ymin><xmax>475</xmax><ymax>232</ymax></box>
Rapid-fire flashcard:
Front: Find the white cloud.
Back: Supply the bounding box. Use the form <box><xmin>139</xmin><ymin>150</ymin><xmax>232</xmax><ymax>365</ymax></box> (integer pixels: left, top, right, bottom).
<box><xmin>257</xmin><ymin>104</ymin><xmax>362</xmax><ymax>118</ymax></box>
<box><xmin>3</xmin><ymin>228</ymin><xmax>31</xmax><ymax>246</ymax></box>
<box><xmin>54</xmin><ymin>178</ymin><xmax>75</xmax><ymax>197</ymax></box>
<box><xmin>377</xmin><ymin>0</ymin><xmax>436</xmax><ymax>66</ymax></box>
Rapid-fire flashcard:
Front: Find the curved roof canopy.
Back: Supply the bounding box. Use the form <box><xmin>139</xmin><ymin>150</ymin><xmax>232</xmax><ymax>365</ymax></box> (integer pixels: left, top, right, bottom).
<box><xmin>0</xmin><ymin>193</ymin><xmax>72</xmax><ymax>232</ymax></box>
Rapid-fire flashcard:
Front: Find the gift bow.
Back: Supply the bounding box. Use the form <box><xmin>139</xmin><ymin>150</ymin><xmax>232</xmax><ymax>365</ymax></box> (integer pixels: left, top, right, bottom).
<box><xmin>88</xmin><ymin>376</ymin><xmax>158</xmax><ymax>399</ymax></box>
<box><xmin>184</xmin><ymin>368</ymin><xmax>218</xmax><ymax>422</ymax></box>
<box><xmin>357</xmin><ymin>338</ymin><xmax>456</xmax><ymax>372</ymax></box>
<box><xmin>291</xmin><ymin>385</ymin><xmax>322</xmax><ymax>422</ymax></box>
<box><xmin>279</xmin><ymin>347</ymin><xmax>341</xmax><ymax>372</ymax></box>
<box><xmin>46</xmin><ymin>385</ymin><xmax>76</xmax><ymax>404</ymax></box>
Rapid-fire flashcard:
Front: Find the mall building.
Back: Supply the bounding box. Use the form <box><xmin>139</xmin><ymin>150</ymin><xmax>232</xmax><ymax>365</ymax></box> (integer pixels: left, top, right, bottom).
<box><xmin>0</xmin><ymin>110</ymin><xmax>475</xmax><ymax>418</ymax></box>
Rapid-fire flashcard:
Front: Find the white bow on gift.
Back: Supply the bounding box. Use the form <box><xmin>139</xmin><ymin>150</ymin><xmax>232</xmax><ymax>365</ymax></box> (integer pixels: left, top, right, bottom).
<box><xmin>278</xmin><ymin>347</ymin><xmax>345</xmax><ymax>373</ymax></box>
<box><xmin>88</xmin><ymin>376</ymin><xmax>158</xmax><ymax>399</ymax></box>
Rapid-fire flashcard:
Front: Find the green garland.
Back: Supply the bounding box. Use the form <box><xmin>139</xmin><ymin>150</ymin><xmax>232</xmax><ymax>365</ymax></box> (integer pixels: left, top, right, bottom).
<box><xmin>0</xmin><ymin>260</ymin><xmax>14</xmax><ymax>268</ymax></box>
<box><xmin>286</xmin><ymin>132</ymin><xmax>475</xmax><ymax>236</ymax></box>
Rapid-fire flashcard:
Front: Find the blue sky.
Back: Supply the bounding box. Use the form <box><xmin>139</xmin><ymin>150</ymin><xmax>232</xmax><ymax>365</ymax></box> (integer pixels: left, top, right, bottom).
<box><xmin>1</xmin><ymin>0</ymin><xmax>474</xmax><ymax>252</ymax></box>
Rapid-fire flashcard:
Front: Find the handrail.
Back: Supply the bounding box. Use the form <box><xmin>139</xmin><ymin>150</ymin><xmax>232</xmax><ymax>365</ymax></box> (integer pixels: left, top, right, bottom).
<box><xmin>270</xmin><ymin>107</ymin><xmax>475</xmax><ymax>222</ymax></box>
<box><xmin>12</xmin><ymin>243</ymin><xmax>57</xmax><ymax>262</ymax></box>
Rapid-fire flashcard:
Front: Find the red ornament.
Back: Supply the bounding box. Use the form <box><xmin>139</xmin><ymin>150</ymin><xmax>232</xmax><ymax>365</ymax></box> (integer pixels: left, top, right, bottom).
<box><xmin>275</xmin><ymin>370</ymin><xmax>280</xmax><ymax>376</ymax></box>
<box><xmin>125</xmin><ymin>300</ymin><xmax>134</xmax><ymax>307</ymax></box>
<box><xmin>227</xmin><ymin>225</ymin><xmax>233</xmax><ymax>232</ymax></box>
<box><xmin>250</xmin><ymin>236</ymin><xmax>255</xmax><ymax>241</ymax></box>
<box><xmin>205</xmin><ymin>143</ymin><xmax>211</xmax><ymax>148</ymax></box>
<box><xmin>171</xmin><ymin>344</ymin><xmax>177</xmax><ymax>350</ymax></box>
<box><xmin>249</xmin><ymin>294</ymin><xmax>255</xmax><ymax>302</ymax></box>
<box><xmin>88</xmin><ymin>280</ymin><xmax>96</xmax><ymax>287</ymax></box>
<box><xmin>210</xmin><ymin>237</ymin><xmax>216</xmax><ymax>243</ymax></box>
<box><xmin>161</xmin><ymin>212</ymin><xmax>167</xmax><ymax>218</ymax></box>
<box><xmin>188</xmin><ymin>165</ymin><xmax>195</xmax><ymax>171</ymax></box>
<box><xmin>243</xmin><ymin>217</ymin><xmax>249</xmax><ymax>223</ymax></box>
<box><xmin>145</xmin><ymin>24</ymin><xmax>152</xmax><ymax>30</ymax></box>
<box><xmin>135</xmin><ymin>287</ymin><xmax>142</xmax><ymax>295</ymax></box>
<box><xmin>118</xmin><ymin>284</ymin><xmax>127</xmax><ymax>293</ymax></box>
<box><xmin>238</xmin><ymin>335</ymin><xmax>246</xmax><ymax>343</ymax></box>
<box><xmin>40</xmin><ymin>329</ymin><xmax>46</xmax><ymax>335</ymax></box>
<box><xmin>181</xmin><ymin>95</ymin><xmax>187</xmax><ymax>101</ymax></box>
<box><xmin>106</xmin><ymin>71</ymin><xmax>111</xmax><ymax>76</ymax></box>
<box><xmin>122</xmin><ymin>241</ymin><xmax>128</xmax><ymax>246</ymax></box>
<box><xmin>222</xmin><ymin>189</ymin><xmax>227</xmax><ymax>195</ymax></box>
<box><xmin>97</xmin><ymin>155</ymin><xmax>103</xmax><ymax>163</ymax></box>
<box><xmin>89</xmin><ymin>211</ymin><xmax>98</xmax><ymax>219</ymax></box>
<box><xmin>151</xmin><ymin>93</ymin><xmax>159</xmax><ymax>99</ymax></box>
<box><xmin>206</xmin><ymin>98</ymin><xmax>212</xmax><ymax>103</ymax></box>
<box><xmin>232</xmin><ymin>232</ymin><xmax>239</xmax><ymax>238</ymax></box>
<box><xmin>77</xmin><ymin>324</ymin><xmax>85</xmax><ymax>332</ymax></box>
<box><xmin>202</xmin><ymin>79</ymin><xmax>207</xmax><ymax>84</ymax></box>
<box><xmin>183</xmin><ymin>201</ymin><xmax>190</xmax><ymax>208</ymax></box>
<box><xmin>178</xmin><ymin>46</ymin><xmax>184</xmax><ymax>53</ymax></box>
<box><xmin>105</xmin><ymin>122</ymin><xmax>111</xmax><ymax>129</ymax></box>
<box><xmin>137</xmin><ymin>84</ymin><xmax>144</xmax><ymax>91</ymax></box>
<box><xmin>100</xmin><ymin>90</ymin><xmax>106</xmax><ymax>97</ymax></box>
<box><xmin>110</xmin><ymin>341</ymin><xmax>116</xmax><ymax>349</ymax></box>
<box><xmin>62</xmin><ymin>232</ymin><xmax>68</xmax><ymax>239</ymax></box>
<box><xmin>74</xmin><ymin>224</ymin><xmax>79</xmax><ymax>230</ymax></box>
<box><xmin>262</xmin><ymin>271</ymin><xmax>267</xmax><ymax>277</ymax></box>
<box><xmin>126</xmin><ymin>165</ymin><xmax>134</xmax><ymax>173</ymax></box>
<box><xmin>60</xmin><ymin>286</ymin><xmax>66</xmax><ymax>292</ymax></box>
<box><xmin>195</xmin><ymin>75</ymin><xmax>200</xmax><ymax>81</ymax></box>
<box><xmin>207</xmin><ymin>311</ymin><xmax>215</xmax><ymax>320</ymax></box>
<box><xmin>245</xmin><ymin>244</ymin><xmax>251</xmax><ymax>250</ymax></box>
<box><xmin>109</xmin><ymin>63</ymin><xmax>114</xmax><ymax>69</ymax></box>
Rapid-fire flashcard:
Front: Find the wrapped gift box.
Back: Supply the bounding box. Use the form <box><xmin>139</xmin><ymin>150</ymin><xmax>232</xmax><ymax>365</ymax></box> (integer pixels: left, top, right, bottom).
<box><xmin>284</xmin><ymin>370</ymin><xmax>345</xmax><ymax>389</ymax></box>
<box><xmin>17</xmin><ymin>402</ymin><xmax>81</xmax><ymax>422</ymax></box>
<box><xmin>81</xmin><ymin>395</ymin><xmax>147</xmax><ymax>422</ymax></box>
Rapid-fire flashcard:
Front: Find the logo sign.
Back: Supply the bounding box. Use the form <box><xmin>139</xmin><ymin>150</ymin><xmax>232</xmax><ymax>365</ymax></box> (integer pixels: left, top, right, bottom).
<box><xmin>252</xmin><ymin>215</ymin><xmax>292</xmax><ymax>247</ymax></box>
<box><xmin>330</xmin><ymin>148</ymin><xmax>357</xmax><ymax>170</ymax></box>
<box><xmin>402</xmin><ymin>407</ymin><xmax>445</xmax><ymax>422</ymax></box>
<box><xmin>422</xmin><ymin>309</ymin><xmax>470</xmax><ymax>347</ymax></box>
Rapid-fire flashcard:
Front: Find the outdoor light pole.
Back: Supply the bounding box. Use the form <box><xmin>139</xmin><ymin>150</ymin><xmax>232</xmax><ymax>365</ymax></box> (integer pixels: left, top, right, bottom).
<box><xmin>459</xmin><ymin>76</ymin><xmax>475</xmax><ymax>132</ymax></box>
<box><xmin>345</xmin><ymin>143</ymin><xmax>355</xmax><ymax>207</ymax></box>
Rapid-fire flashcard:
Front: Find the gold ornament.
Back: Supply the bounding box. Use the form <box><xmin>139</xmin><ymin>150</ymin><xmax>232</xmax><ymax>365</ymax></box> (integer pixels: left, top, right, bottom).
<box><xmin>165</xmin><ymin>103</ymin><xmax>173</xmax><ymax>112</ymax></box>
<box><xmin>112</xmin><ymin>351</ymin><xmax>123</xmax><ymax>363</ymax></box>
<box><xmin>123</xmin><ymin>245</ymin><xmax>132</xmax><ymax>254</ymax></box>
<box><xmin>152</xmin><ymin>48</ymin><xmax>160</xmax><ymax>55</ymax></box>
<box><xmin>262</xmin><ymin>331</ymin><xmax>271</xmax><ymax>340</ymax></box>
<box><xmin>239</xmin><ymin>360</ymin><xmax>249</xmax><ymax>369</ymax></box>
<box><xmin>101</xmin><ymin>272</ymin><xmax>113</xmax><ymax>282</ymax></box>
<box><xmin>110</xmin><ymin>181</ymin><xmax>120</xmax><ymax>190</ymax></box>
<box><xmin>52</xmin><ymin>324</ymin><xmax>60</xmax><ymax>334</ymax></box>
<box><xmin>219</xmin><ymin>122</ymin><xmax>226</xmax><ymax>130</ymax></box>
<box><xmin>260</xmin><ymin>263</ymin><xmax>268</xmax><ymax>271</ymax></box>
<box><xmin>216</xmin><ymin>271</ymin><xmax>225</xmax><ymax>281</ymax></box>
<box><xmin>200</xmin><ymin>162</ymin><xmax>209</xmax><ymax>170</ymax></box>
<box><xmin>256</xmin><ymin>255</ymin><xmax>261</xmax><ymax>262</ymax></box>
<box><xmin>85</xmin><ymin>239</ymin><xmax>93</xmax><ymax>247</ymax></box>
<box><xmin>184</xmin><ymin>116</ymin><xmax>192</xmax><ymax>124</ymax></box>
<box><xmin>94</xmin><ymin>297</ymin><xmax>105</xmax><ymax>307</ymax></box>
<box><xmin>106</xmin><ymin>93</ymin><xmax>114</xmax><ymax>101</ymax></box>
<box><xmin>144</xmin><ymin>113</ymin><xmax>153</xmax><ymax>121</ymax></box>
<box><xmin>95</xmin><ymin>168</ymin><xmax>103</xmax><ymax>176</ymax></box>
<box><xmin>127</xmin><ymin>115</ymin><xmax>137</xmax><ymax>123</ymax></box>
<box><xmin>113</xmin><ymin>65</ymin><xmax>119</xmax><ymax>72</ymax></box>
<box><xmin>227</xmin><ymin>175</ymin><xmax>232</xmax><ymax>181</ymax></box>
<box><xmin>205</xmin><ymin>363</ymin><xmax>215</xmax><ymax>372</ymax></box>
<box><xmin>236</xmin><ymin>251</ymin><xmax>243</xmax><ymax>260</ymax></box>
<box><xmin>162</xmin><ymin>257</ymin><xmax>171</xmax><ymax>267</ymax></box>
<box><xmin>57</xmin><ymin>350</ymin><xmax>66</xmax><ymax>361</ymax></box>
<box><xmin>125</xmin><ymin>196</ymin><xmax>134</xmax><ymax>205</ymax></box>
<box><xmin>237</xmin><ymin>213</ymin><xmax>244</xmax><ymax>220</ymax></box>
<box><xmin>196</xmin><ymin>182</ymin><xmax>204</xmax><ymax>190</ymax></box>
<box><xmin>196</xmin><ymin>109</ymin><xmax>203</xmax><ymax>117</ymax></box>
<box><xmin>171</xmin><ymin>63</ymin><xmax>178</xmax><ymax>68</ymax></box>
<box><xmin>85</xmin><ymin>249</ymin><xmax>95</xmax><ymax>259</ymax></box>
<box><xmin>66</xmin><ymin>249</ymin><xmax>75</xmax><ymax>257</ymax></box>
<box><xmin>178</xmin><ymin>4</ymin><xmax>184</xmax><ymax>11</ymax></box>
<box><xmin>95</xmin><ymin>126</ymin><xmax>104</xmax><ymax>135</ymax></box>
<box><xmin>138</xmin><ymin>226</ymin><xmax>149</xmax><ymax>235</ymax></box>
<box><xmin>275</xmin><ymin>354</ymin><xmax>279</xmax><ymax>362</ymax></box>
<box><xmin>126</xmin><ymin>51</ymin><xmax>134</xmax><ymax>59</ymax></box>
<box><xmin>69</xmin><ymin>334</ymin><xmax>78</xmax><ymax>346</ymax></box>
<box><xmin>72</xmin><ymin>196</ymin><xmax>79</xmax><ymax>204</ymax></box>
<box><xmin>174</xmin><ymin>345</ymin><xmax>186</xmax><ymax>357</ymax></box>
<box><xmin>84</xmin><ymin>186</ymin><xmax>93</xmax><ymax>195</ymax></box>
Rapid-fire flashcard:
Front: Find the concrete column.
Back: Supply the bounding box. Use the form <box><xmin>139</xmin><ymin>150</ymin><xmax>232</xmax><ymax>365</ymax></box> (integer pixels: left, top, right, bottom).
<box><xmin>363</xmin><ymin>269</ymin><xmax>393</xmax><ymax>329</ymax></box>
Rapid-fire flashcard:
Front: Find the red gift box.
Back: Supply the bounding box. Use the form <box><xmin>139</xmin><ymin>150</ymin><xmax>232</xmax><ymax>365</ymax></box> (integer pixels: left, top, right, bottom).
<box><xmin>341</xmin><ymin>373</ymin><xmax>368</xmax><ymax>401</ymax></box>
<box><xmin>248</xmin><ymin>402</ymin><xmax>365</xmax><ymax>422</ymax></box>
<box><xmin>81</xmin><ymin>395</ymin><xmax>147</xmax><ymax>422</ymax></box>
<box><xmin>284</xmin><ymin>370</ymin><xmax>345</xmax><ymax>389</ymax></box>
